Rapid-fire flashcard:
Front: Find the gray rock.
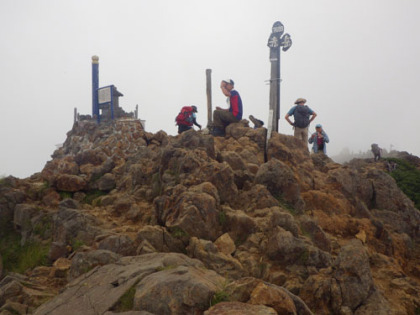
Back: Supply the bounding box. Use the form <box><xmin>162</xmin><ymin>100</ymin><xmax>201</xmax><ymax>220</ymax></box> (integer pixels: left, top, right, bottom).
<box><xmin>98</xmin><ymin>235</ymin><xmax>136</xmax><ymax>256</ymax></box>
<box><xmin>133</xmin><ymin>265</ymin><xmax>224</xmax><ymax>315</ymax></box>
<box><xmin>13</xmin><ymin>204</ymin><xmax>39</xmax><ymax>244</ymax></box>
<box><xmin>333</xmin><ymin>239</ymin><xmax>375</xmax><ymax>311</ymax></box>
<box><xmin>135</xmin><ymin>225</ymin><xmax>184</xmax><ymax>253</ymax></box>
<box><xmin>52</xmin><ymin>207</ymin><xmax>101</xmax><ymax>245</ymax></box>
<box><xmin>34</xmin><ymin>253</ymin><xmax>219</xmax><ymax>315</ymax></box>
<box><xmin>59</xmin><ymin>198</ymin><xmax>80</xmax><ymax>209</ymax></box>
<box><xmin>68</xmin><ymin>249</ymin><xmax>121</xmax><ymax>280</ymax></box>
<box><xmin>187</xmin><ymin>237</ymin><xmax>245</xmax><ymax>279</ymax></box>
<box><xmin>267</xmin><ymin>227</ymin><xmax>331</xmax><ymax>268</ymax></box>
<box><xmin>254</xmin><ymin>158</ymin><xmax>304</xmax><ymax>211</ymax></box>
<box><xmin>0</xmin><ymin>280</ymin><xmax>23</xmax><ymax>305</ymax></box>
<box><xmin>155</xmin><ymin>184</ymin><xmax>223</xmax><ymax>242</ymax></box>
<box><xmin>97</xmin><ymin>173</ymin><xmax>116</xmax><ymax>191</ymax></box>
<box><xmin>204</xmin><ymin>301</ymin><xmax>277</xmax><ymax>315</ymax></box>
<box><xmin>48</xmin><ymin>241</ymin><xmax>68</xmax><ymax>261</ymax></box>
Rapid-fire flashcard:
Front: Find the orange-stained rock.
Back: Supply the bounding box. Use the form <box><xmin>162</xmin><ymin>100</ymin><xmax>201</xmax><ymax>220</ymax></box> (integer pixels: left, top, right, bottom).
<box><xmin>249</xmin><ymin>282</ymin><xmax>297</xmax><ymax>314</ymax></box>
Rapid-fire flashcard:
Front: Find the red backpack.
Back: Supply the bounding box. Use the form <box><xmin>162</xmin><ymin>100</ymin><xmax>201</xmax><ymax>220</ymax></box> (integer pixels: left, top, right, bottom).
<box><xmin>175</xmin><ymin>106</ymin><xmax>194</xmax><ymax>126</ymax></box>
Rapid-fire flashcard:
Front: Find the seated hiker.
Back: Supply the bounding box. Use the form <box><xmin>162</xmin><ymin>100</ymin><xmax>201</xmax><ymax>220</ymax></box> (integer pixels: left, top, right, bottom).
<box><xmin>371</xmin><ymin>143</ymin><xmax>382</xmax><ymax>161</ymax></box>
<box><xmin>211</xmin><ymin>79</ymin><xmax>243</xmax><ymax>136</ymax></box>
<box><xmin>249</xmin><ymin>115</ymin><xmax>264</xmax><ymax>129</ymax></box>
<box><xmin>175</xmin><ymin>105</ymin><xmax>201</xmax><ymax>134</ymax></box>
<box><xmin>308</xmin><ymin>124</ymin><xmax>329</xmax><ymax>154</ymax></box>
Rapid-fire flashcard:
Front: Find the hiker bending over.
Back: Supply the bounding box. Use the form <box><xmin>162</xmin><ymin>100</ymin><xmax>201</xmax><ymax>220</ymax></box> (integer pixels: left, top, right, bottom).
<box><xmin>285</xmin><ymin>98</ymin><xmax>317</xmax><ymax>144</ymax></box>
<box><xmin>211</xmin><ymin>79</ymin><xmax>243</xmax><ymax>136</ymax></box>
<box><xmin>309</xmin><ymin>124</ymin><xmax>329</xmax><ymax>154</ymax></box>
<box><xmin>371</xmin><ymin>143</ymin><xmax>382</xmax><ymax>161</ymax></box>
<box><xmin>175</xmin><ymin>105</ymin><xmax>201</xmax><ymax>134</ymax></box>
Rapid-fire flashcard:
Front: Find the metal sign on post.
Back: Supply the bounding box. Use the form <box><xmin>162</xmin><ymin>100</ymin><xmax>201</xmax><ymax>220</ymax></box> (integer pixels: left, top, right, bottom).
<box><xmin>97</xmin><ymin>85</ymin><xmax>115</xmax><ymax>121</ymax></box>
<box><xmin>267</xmin><ymin>21</ymin><xmax>292</xmax><ymax>133</ymax></box>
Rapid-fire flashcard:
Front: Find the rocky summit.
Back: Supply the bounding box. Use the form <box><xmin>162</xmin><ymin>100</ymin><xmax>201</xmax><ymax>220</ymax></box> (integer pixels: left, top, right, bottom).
<box><xmin>0</xmin><ymin>118</ymin><xmax>419</xmax><ymax>315</ymax></box>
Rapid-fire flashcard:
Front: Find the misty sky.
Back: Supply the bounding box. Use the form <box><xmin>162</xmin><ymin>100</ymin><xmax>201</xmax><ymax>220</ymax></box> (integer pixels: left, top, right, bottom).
<box><xmin>1</xmin><ymin>0</ymin><xmax>419</xmax><ymax>178</ymax></box>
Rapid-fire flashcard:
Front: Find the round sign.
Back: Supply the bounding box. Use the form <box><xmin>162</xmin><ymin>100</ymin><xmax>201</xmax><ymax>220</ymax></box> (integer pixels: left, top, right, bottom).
<box><xmin>267</xmin><ymin>33</ymin><xmax>280</xmax><ymax>48</ymax></box>
<box><xmin>272</xmin><ymin>21</ymin><xmax>284</xmax><ymax>36</ymax></box>
<box><xmin>281</xmin><ymin>33</ymin><xmax>292</xmax><ymax>51</ymax></box>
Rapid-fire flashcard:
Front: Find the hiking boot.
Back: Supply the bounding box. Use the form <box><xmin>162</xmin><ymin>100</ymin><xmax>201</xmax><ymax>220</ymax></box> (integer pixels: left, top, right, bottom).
<box><xmin>211</xmin><ymin>127</ymin><xmax>225</xmax><ymax>137</ymax></box>
<box><xmin>249</xmin><ymin>115</ymin><xmax>264</xmax><ymax>128</ymax></box>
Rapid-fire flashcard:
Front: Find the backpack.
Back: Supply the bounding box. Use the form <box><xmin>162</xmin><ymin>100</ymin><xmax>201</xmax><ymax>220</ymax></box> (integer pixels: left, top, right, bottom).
<box><xmin>293</xmin><ymin>105</ymin><xmax>310</xmax><ymax>128</ymax></box>
<box><xmin>175</xmin><ymin>106</ymin><xmax>194</xmax><ymax>126</ymax></box>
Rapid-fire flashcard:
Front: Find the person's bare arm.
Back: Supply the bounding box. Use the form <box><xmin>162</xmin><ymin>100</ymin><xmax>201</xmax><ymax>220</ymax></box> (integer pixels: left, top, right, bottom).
<box><xmin>309</xmin><ymin>112</ymin><xmax>317</xmax><ymax>123</ymax></box>
<box><xmin>285</xmin><ymin>113</ymin><xmax>294</xmax><ymax>126</ymax></box>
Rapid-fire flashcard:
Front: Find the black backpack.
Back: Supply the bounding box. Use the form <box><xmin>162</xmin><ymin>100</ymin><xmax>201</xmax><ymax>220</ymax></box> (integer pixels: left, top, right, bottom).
<box><xmin>293</xmin><ymin>105</ymin><xmax>310</xmax><ymax>128</ymax></box>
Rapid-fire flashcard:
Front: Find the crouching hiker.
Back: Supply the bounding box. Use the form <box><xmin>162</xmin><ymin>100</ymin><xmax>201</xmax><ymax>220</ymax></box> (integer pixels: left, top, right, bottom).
<box><xmin>309</xmin><ymin>124</ymin><xmax>329</xmax><ymax>154</ymax></box>
<box><xmin>175</xmin><ymin>105</ymin><xmax>201</xmax><ymax>134</ymax></box>
<box><xmin>211</xmin><ymin>79</ymin><xmax>243</xmax><ymax>136</ymax></box>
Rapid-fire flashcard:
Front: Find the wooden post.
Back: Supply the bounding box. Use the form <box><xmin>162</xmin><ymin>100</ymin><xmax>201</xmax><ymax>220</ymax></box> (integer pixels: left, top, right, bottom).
<box><xmin>206</xmin><ymin>69</ymin><xmax>212</xmax><ymax>127</ymax></box>
<box><xmin>74</xmin><ymin>107</ymin><xmax>77</xmax><ymax>123</ymax></box>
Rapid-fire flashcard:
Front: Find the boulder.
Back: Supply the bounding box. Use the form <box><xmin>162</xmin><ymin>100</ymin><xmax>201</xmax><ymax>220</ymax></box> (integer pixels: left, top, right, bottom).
<box><xmin>55</xmin><ymin>174</ymin><xmax>87</xmax><ymax>192</ymax></box>
<box><xmin>267</xmin><ymin>227</ymin><xmax>331</xmax><ymax>268</ymax></box>
<box><xmin>173</xmin><ymin>129</ymin><xmax>215</xmax><ymax>159</ymax></box>
<box><xmin>48</xmin><ymin>241</ymin><xmax>69</xmax><ymax>261</ymax></box>
<box><xmin>135</xmin><ymin>225</ymin><xmax>184</xmax><ymax>253</ymax></box>
<box><xmin>249</xmin><ymin>282</ymin><xmax>297</xmax><ymax>314</ymax></box>
<box><xmin>34</xmin><ymin>253</ymin><xmax>223</xmax><ymax>315</ymax></box>
<box><xmin>204</xmin><ymin>301</ymin><xmax>277</xmax><ymax>315</ymax></box>
<box><xmin>225</xmin><ymin>121</ymin><xmax>251</xmax><ymax>140</ymax></box>
<box><xmin>225</xmin><ymin>209</ymin><xmax>258</xmax><ymax>243</ymax></box>
<box><xmin>97</xmin><ymin>173</ymin><xmax>116</xmax><ymax>191</ymax></box>
<box><xmin>134</xmin><ymin>265</ymin><xmax>224</xmax><ymax>314</ymax></box>
<box><xmin>254</xmin><ymin>158</ymin><xmax>304</xmax><ymax>211</ymax></box>
<box><xmin>187</xmin><ymin>237</ymin><xmax>245</xmax><ymax>279</ymax></box>
<box><xmin>214</xmin><ymin>233</ymin><xmax>236</xmax><ymax>255</ymax></box>
<box><xmin>235</xmin><ymin>185</ymin><xmax>278</xmax><ymax>213</ymax></box>
<box><xmin>41</xmin><ymin>156</ymin><xmax>79</xmax><ymax>184</ymax></box>
<box><xmin>13</xmin><ymin>204</ymin><xmax>39</xmax><ymax>243</ymax></box>
<box><xmin>299</xmin><ymin>215</ymin><xmax>331</xmax><ymax>252</ymax></box>
<box><xmin>197</xmin><ymin>162</ymin><xmax>238</xmax><ymax>204</ymax></box>
<box><xmin>98</xmin><ymin>235</ymin><xmax>136</xmax><ymax>256</ymax></box>
<box><xmin>52</xmin><ymin>207</ymin><xmax>101</xmax><ymax>246</ymax></box>
<box><xmin>68</xmin><ymin>250</ymin><xmax>121</xmax><ymax>280</ymax></box>
<box><xmin>0</xmin><ymin>280</ymin><xmax>23</xmax><ymax>305</ymax></box>
<box><xmin>155</xmin><ymin>184</ymin><xmax>223</xmax><ymax>241</ymax></box>
<box><xmin>300</xmin><ymin>239</ymin><xmax>384</xmax><ymax>314</ymax></box>
<box><xmin>332</xmin><ymin>239</ymin><xmax>375</xmax><ymax>311</ymax></box>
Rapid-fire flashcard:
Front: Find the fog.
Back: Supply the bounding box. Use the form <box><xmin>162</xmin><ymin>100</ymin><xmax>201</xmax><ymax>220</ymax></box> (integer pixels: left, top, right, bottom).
<box><xmin>1</xmin><ymin>0</ymin><xmax>419</xmax><ymax>178</ymax></box>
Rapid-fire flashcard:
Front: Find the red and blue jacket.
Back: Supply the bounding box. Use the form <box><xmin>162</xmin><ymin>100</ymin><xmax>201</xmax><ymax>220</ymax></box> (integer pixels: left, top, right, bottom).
<box><xmin>229</xmin><ymin>90</ymin><xmax>243</xmax><ymax>120</ymax></box>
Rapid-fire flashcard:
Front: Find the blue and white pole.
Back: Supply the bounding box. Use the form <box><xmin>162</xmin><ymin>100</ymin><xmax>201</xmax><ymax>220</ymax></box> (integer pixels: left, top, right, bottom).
<box><xmin>92</xmin><ymin>55</ymin><xmax>99</xmax><ymax>123</ymax></box>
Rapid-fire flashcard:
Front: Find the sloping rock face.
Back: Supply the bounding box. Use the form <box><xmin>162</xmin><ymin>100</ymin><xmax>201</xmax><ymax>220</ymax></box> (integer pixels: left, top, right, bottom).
<box><xmin>0</xmin><ymin>120</ymin><xmax>419</xmax><ymax>314</ymax></box>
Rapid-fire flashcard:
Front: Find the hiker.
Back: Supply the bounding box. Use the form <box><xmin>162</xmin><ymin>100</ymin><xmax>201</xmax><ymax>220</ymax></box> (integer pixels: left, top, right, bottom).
<box><xmin>308</xmin><ymin>124</ymin><xmax>329</xmax><ymax>154</ymax></box>
<box><xmin>371</xmin><ymin>143</ymin><xmax>382</xmax><ymax>161</ymax></box>
<box><xmin>211</xmin><ymin>79</ymin><xmax>243</xmax><ymax>136</ymax></box>
<box><xmin>249</xmin><ymin>115</ymin><xmax>264</xmax><ymax>129</ymax></box>
<box><xmin>175</xmin><ymin>105</ymin><xmax>201</xmax><ymax>134</ymax></box>
<box><xmin>285</xmin><ymin>98</ymin><xmax>317</xmax><ymax>144</ymax></box>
